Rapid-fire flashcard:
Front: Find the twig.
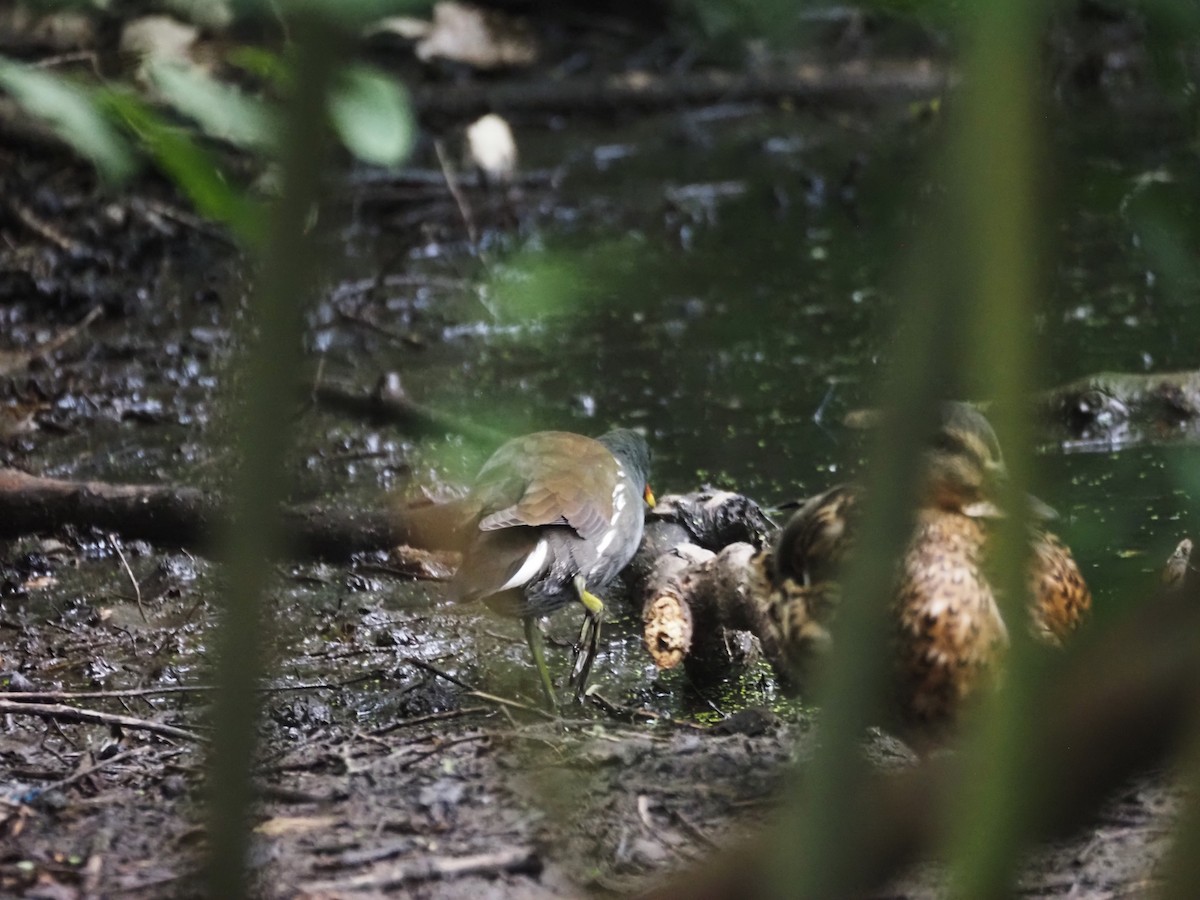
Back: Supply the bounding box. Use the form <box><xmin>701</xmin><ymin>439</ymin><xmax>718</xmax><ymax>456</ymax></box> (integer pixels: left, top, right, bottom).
<box><xmin>317</xmin><ymin>838</ymin><xmax>416</xmax><ymax>871</ymax></box>
<box><xmin>371</xmin><ymin>706</ymin><xmax>492</xmax><ymax>735</ymax></box>
<box><xmin>31</xmin><ymin>51</ymin><xmax>101</xmax><ymax>72</ymax></box>
<box><xmin>333</xmin><ymin>307</ymin><xmax>424</xmax><ymax>348</ymax></box>
<box><xmin>35</xmin><ymin>305</ymin><xmax>104</xmax><ymax>357</ymax></box>
<box><xmin>5</xmin><ymin>197</ymin><xmax>98</xmax><ymax>257</ymax></box>
<box><xmin>403</xmin><ymin>656</ymin><xmax>475</xmax><ymax>691</ymax></box>
<box><xmin>257</xmin><ymin>784</ymin><xmax>343</xmax><ymax>804</ymax></box>
<box><xmin>665</xmin><ymin>804</ymin><xmax>722</xmax><ymax>850</ymax></box>
<box><xmin>304</xmin><ymin>846</ymin><xmax>540</xmax><ymax>891</ymax></box>
<box><xmin>344</xmin><ymin>167</ymin><xmax>555</xmax><ymax>190</ymax></box>
<box><xmin>586</xmin><ymin>690</ymin><xmax>707</xmax><ymax>730</ymax></box>
<box><xmin>465</xmin><ymin>690</ymin><xmax>559</xmax><ymax>722</ymax></box>
<box><xmin>12</xmin><ymin>746</ymin><xmax>150</xmax><ymax>804</ymax></box>
<box><xmin>130</xmin><ymin>196</ymin><xmax>238</xmax><ymax>248</ymax></box>
<box><xmin>397</xmin><ymin>733</ymin><xmax>490</xmax><ymax>770</ymax></box>
<box><xmin>0</xmin><ymin>700</ymin><xmax>205</xmax><ymax>744</ymax></box>
<box><xmin>309</xmin><ymin>375</ymin><xmax>503</xmax><ymax>446</ymax></box>
<box><xmin>0</xmin><ymin>305</ymin><xmax>104</xmax><ymax>377</ymax></box>
<box><xmin>433</xmin><ymin>138</ymin><xmax>479</xmax><ymax>252</ymax></box>
<box><xmin>327</xmin><ymin>274</ymin><xmax>469</xmax><ymax>303</ymax></box>
<box><xmin>100</xmin><ymin>871</ymin><xmax>189</xmax><ymax>895</ymax></box>
<box><xmin>0</xmin><ymin>677</ymin><xmax>369</xmax><ymax>703</ymax></box>
<box><xmin>110</xmin><ymin>533</ymin><xmax>147</xmax><ymax>624</ymax></box>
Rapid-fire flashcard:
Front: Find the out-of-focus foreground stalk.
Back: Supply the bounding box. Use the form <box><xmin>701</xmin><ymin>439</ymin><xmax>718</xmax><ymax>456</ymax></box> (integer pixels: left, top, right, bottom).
<box><xmin>768</xmin><ymin>0</ymin><xmax>1046</xmax><ymax>897</ymax></box>
<box><xmin>205</xmin><ymin>14</ymin><xmax>341</xmax><ymax>899</ymax></box>
<box><xmin>943</xmin><ymin>0</ymin><xmax>1043</xmax><ymax>896</ymax></box>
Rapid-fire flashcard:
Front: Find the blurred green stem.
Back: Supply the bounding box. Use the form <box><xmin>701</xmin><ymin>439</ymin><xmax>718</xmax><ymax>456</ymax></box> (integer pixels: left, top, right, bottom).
<box><xmin>771</xmin><ymin>1</ymin><xmax>1046</xmax><ymax>895</ymax></box>
<box><xmin>768</xmin><ymin>142</ymin><xmax>962</xmax><ymax>900</ymax></box>
<box><xmin>944</xmin><ymin>2</ymin><xmax>1043</xmax><ymax>897</ymax></box>
<box><xmin>204</xmin><ymin>15</ymin><xmax>341</xmax><ymax>899</ymax></box>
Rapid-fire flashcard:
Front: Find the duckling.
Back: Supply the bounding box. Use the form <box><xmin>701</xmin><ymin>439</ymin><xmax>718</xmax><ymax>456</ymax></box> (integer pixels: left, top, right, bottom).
<box><xmin>1026</xmin><ymin>530</ymin><xmax>1092</xmax><ymax>645</ymax></box>
<box><xmin>769</xmin><ymin>402</ymin><xmax>1090</xmax><ymax>737</ymax></box>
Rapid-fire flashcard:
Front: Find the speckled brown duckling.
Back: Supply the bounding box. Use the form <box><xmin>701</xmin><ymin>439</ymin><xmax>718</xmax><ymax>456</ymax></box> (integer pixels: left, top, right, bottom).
<box><xmin>894</xmin><ymin>508</ymin><xmax>1007</xmax><ymax>733</ymax></box>
<box><xmin>770</xmin><ymin>402</ymin><xmax>1090</xmax><ymax>737</ymax></box>
<box><xmin>1026</xmin><ymin>530</ymin><xmax>1092</xmax><ymax>645</ymax></box>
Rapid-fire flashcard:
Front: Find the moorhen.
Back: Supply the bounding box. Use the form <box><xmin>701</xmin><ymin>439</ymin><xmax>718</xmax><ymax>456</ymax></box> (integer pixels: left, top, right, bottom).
<box><xmin>451</xmin><ymin>428</ymin><xmax>654</xmax><ymax>706</ymax></box>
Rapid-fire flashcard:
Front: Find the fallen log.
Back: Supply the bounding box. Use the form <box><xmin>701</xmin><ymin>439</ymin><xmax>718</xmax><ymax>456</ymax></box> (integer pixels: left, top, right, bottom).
<box><xmin>1032</xmin><ymin>369</ymin><xmax>1200</xmax><ymax>449</ymax></box>
<box><xmin>844</xmin><ymin>369</ymin><xmax>1200</xmax><ymax>449</ymax></box>
<box><xmin>638</xmin><ymin>535</ymin><xmax>838</xmax><ymax>691</ymax></box>
<box><xmin>414</xmin><ymin>59</ymin><xmax>950</xmax><ymax>118</ymax></box>
<box><xmin>0</xmin><ymin>467</ymin><xmax>218</xmax><ymax>547</ymax></box>
<box><xmin>630</xmin><ymin>490</ymin><xmax>777</xmax><ymax>678</ymax></box>
<box><xmin>0</xmin><ymin>466</ymin><xmax>467</xmax><ymax>559</ymax></box>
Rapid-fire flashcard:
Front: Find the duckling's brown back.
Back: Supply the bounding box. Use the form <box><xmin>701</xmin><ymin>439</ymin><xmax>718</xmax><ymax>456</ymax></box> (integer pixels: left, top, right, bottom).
<box><xmin>1027</xmin><ymin>530</ymin><xmax>1092</xmax><ymax>644</ymax></box>
<box><xmin>893</xmin><ymin>509</ymin><xmax>1009</xmax><ymax>737</ymax></box>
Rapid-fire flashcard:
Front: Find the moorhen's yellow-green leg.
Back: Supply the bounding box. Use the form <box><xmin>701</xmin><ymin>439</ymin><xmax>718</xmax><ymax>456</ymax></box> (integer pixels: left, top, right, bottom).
<box><xmin>569</xmin><ymin>575</ymin><xmax>605</xmax><ymax>699</ymax></box>
<box><xmin>523</xmin><ymin>616</ymin><xmax>559</xmax><ymax>710</ymax></box>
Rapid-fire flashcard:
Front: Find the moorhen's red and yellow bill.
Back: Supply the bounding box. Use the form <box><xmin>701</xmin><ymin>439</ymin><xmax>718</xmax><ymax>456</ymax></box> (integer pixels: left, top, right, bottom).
<box><xmin>450</xmin><ymin>428</ymin><xmax>654</xmax><ymax>707</ymax></box>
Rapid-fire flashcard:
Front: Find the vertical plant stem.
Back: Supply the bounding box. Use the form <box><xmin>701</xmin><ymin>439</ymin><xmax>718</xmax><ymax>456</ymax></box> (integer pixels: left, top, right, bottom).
<box><xmin>944</xmin><ymin>2</ymin><xmax>1043</xmax><ymax>897</ymax></box>
<box><xmin>204</xmin><ymin>16</ymin><xmax>340</xmax><ymax>899</ymax></box>
<box><xmin>770</xmin><ymin>1</ymin><xmax>1046</xmax><ymax>893</ymax></box>
<box><xmin>768</xmin><ymin>174</ymin><xmax>966</xmax><ymax>900</ymax></box>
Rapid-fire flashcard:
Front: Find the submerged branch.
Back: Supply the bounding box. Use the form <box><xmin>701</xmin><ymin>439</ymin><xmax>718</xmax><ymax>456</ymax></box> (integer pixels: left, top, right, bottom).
<box><xmin>309</xmin><ymin>372</ymin><xmax>504</xmax><ymax>446</ymax></box>
<box><xmin>415</xmin><ymin>59</ymin><xmax>949</xmax><ymax>118</ymax></box>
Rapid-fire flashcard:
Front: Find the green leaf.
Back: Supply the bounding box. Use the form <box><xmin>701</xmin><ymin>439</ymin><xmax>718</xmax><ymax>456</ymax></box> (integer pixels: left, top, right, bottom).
<box><xmin>149</xmin><ymin>61</ymin><xmax>280</xmax><ymax>151</ymax></box>
<box><xmin>0</xmin><ymin>57</ymin><xmax>134</xmax><ymax>183</ymax></box>
<box><xmin>327</xmin><ymin>64</ymin><xmax>414</xmax><ymax>167</ymax></box>
<box><xmin>225</xmin><ymin>46</ymin><xmax>293</xmax><ymax>90</ymax></box>
<box><xmin>101</xmin><ymin>89</ymin><xmax>265</xmax><ymax>245</ymax></box>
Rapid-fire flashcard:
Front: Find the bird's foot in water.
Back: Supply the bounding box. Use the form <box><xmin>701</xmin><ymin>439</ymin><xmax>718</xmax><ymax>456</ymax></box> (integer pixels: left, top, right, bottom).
<box><xmin>569</xmin><ymin>577</ymin><xmax>605</xmax><ymax>701</ymax></box>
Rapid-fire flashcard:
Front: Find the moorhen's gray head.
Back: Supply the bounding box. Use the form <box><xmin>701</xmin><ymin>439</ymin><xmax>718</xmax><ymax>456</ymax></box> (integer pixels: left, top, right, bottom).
<box><xmin>596</xmin><ymin>427</ymin><xmax>652</xmax><ymax>499</ymax></box>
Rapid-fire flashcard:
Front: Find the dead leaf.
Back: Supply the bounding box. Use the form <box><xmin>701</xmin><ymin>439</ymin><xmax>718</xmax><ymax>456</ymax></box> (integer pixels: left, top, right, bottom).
<box><xmin>255</xmin><ymin>815</ymin><xmax>339</xmax><ymax>837</ymax></box>
<box><xmin>120</xmin><ymin>16</ymin><xmax>200</xmax><ymax>77</ymax></box>
<box><xmin>0</xmin><ymin>5</ymin><xmax>97</xmax><ymax>52</ymax></box>
<box><xmin>385</xmin><ymin>545</ymin><xmax>459</xmax><ymax>581</ymax></box>
<box><xmin>415</xmin><ymin>2</ymin><xmax>537</xmax><ymax>70</ymax></box>
<box><xmin>365</xmin><ymin>16</ymin><xmax>432</xmax><ymax>40</ymax></box>
<box><xmin>465</xmin><ymin>113</ymin><xmax>517</xmax><ymax>183</ymax></box>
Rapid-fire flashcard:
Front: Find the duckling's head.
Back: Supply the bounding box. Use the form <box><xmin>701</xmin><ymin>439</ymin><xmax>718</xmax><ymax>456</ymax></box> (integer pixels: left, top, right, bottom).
<box><xmin>922</xmin><ymin>403</ymin><xmax>1007</xmax><ymax>517</ymax></box>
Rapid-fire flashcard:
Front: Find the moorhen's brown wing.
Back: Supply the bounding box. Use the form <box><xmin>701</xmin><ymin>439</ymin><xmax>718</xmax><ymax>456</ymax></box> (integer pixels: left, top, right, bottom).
<box><xmin>453</xmin><ymin>432</ymin><xmax>622</xmax><ymax>602</ymax></box>
<box><xmin>472</xmin><ymin>432</ymin><xmax>617</xmax><ymax>540</ymax></box>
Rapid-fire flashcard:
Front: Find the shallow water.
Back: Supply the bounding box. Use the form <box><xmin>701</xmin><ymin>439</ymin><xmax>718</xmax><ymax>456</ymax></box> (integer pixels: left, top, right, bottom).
<box><xmin>391</xmin><ymin>103</ymin><xmax>1200</xmax><ymax>658</ymax></box>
